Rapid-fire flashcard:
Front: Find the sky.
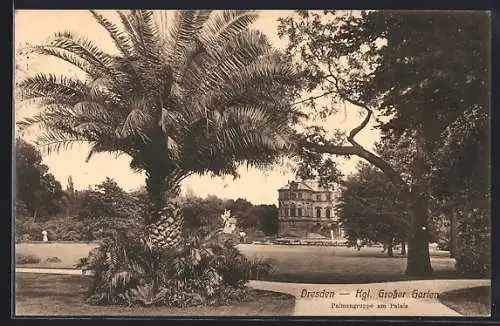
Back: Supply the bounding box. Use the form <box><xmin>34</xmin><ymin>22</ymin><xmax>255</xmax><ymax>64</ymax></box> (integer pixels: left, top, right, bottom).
<box><xmin>14</xmin><ymin>10</ymin><xmax>381</xmax><ymax>205</ymax></box>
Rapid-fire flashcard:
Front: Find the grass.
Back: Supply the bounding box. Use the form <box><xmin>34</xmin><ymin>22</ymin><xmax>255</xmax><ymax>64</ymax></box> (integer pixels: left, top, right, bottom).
<box><xmin>16</xmin><ymin>242</ymin><xmax>466</xmax><ymax>284</ymax></box>
<box><xmin>14</xmin><ymin>273</ymin><xmax>295</xmax><ymax>316</ymax></box>
<box><xmin>16</xmin><ymin>243</ymin><xmax>99</xmax><ymax>269</ymax></box>
<box><xmin>16</xmin><ymin>253</ymin><xmax>41</xmax><ymax>265</ymax></box>
<box><xmin>439</xmin><ymin>286</ymin><xmax>491</xmax><ymax>316</ymax></box>
<box><xmin>239</xmin><ymin>244</ymin><xmax>460</xmax><ymax>284</ymax></box>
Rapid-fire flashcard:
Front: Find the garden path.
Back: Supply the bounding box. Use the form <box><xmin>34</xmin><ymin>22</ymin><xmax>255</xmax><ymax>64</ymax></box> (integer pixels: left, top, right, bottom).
<box><xmin>248</xmin><ymin>279</ymin><xmax>490</xmax><ymax>316</ymax></box>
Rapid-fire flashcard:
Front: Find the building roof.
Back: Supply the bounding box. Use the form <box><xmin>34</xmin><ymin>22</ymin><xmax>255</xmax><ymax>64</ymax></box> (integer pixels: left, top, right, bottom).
<box><xmin>278</xmin><ymin>181</ymin><xmax>314</xmax><ymax>191</ymax></box>
<box><xmin>278</xmin><ymin>180</ymin><xmax>335</xmax><ymax>192</ymax></box>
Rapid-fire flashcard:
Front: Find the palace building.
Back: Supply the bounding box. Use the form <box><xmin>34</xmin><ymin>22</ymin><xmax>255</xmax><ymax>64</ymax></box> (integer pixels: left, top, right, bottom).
<box><xmin>277</xmin><ymin>180</ymin><xmax>344</xmax><ymax>239</ymax></box>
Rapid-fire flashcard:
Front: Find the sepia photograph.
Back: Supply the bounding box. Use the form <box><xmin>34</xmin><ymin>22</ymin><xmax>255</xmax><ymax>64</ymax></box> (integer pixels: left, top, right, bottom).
<box><xmin>13</xmin><ymin>9</ymin><xmax>491</xmax><ymax>317</ymax></box>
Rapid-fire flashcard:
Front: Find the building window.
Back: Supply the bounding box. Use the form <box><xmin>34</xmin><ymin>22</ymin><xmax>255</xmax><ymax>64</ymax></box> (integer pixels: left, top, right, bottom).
<box><xmin>317</xmin><ymin>194</ymin><xmax>322</xmax><ymax>201</ymax></box>
<box><xmin>291</xmin><ymin>192</ymin><xmax>296</xmax><ymax>199</ymax></box>
<box><xmin>316</xmin><ymin>207</ymin><xmax>321</xmax><ymax>218</ymax></box>
<box><xmin>290</xmin><ymin>206</ymin><xmax>296</xmax><ymax>217</ymax></box>
<box><xmin>326</xmin><ymin>207</ymin><xmax>331</xmax><ymax>218</ymax></box>
<box><xmin>284</xmin><ymin>192</ymin><xmax>289</xmax><ymax>200</ymax></box>
<box><xmin>285</xmin><ymin>208</ymin><xmax>289</xmax><ymax>217</ymax></box>
<box><xmin>298</xmin><ymin>208</ymin><xmax>302</xmax><ymax>217</ymax></box>
<box><xmin>297</xmin><ymin>192</ymin><xmax>302</xmax><ymax>199</ymax></box>
<box><xmin>326</xmin><ymin>193</ymin><xmax>331</xmax><ymax>200</ymax></box>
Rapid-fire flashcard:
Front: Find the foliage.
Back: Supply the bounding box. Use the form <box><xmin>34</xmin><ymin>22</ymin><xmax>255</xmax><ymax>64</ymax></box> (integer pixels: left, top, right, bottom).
<box><xmin>17</xmin><ymin>10</ymin><xmax>303</xmax><ymax>229</ymax></box>
<box><xmin>46</xmin><ymin>256</ymin><xmax>62</xmax><ymax>263</ymax></box>
<box><xmin>247</xmin><ymin>257</ymin><xmax>275</xmax><ymax>280</ymax></box>
<box><xmin>76</xmin><ymin>177</ymin><xmax>142</xmax><ymax>220</ymax></box>
<box><xmin>15</xmin><ymin>138</ymin><xmax>66</xmax><ymax>220</ymax></box>
<box><xmin>181</xmin><ymin>195</ymin><xmax>226</xmax><ymax>232</ymax></box>
<box><xmin>337</xmin><ymin>162</ymin><xmax>408</xmax><ymax>255</ymax></box>
<box><xmin>15</xmin><ymin>200</ymin><xmax>29</xmax><ymax>219</ymax></box>
<box><xmin>81</xmin><ymin>231</ymin><xmax>271</xmax><ymax>307</ymax></box>
<box><xmin>181</xmin><ymin>195</ymin><xmax>278</xmax><ymax>236</ymax></box>
<box><xmin>454</xmin><ymin>205</ymin><xmax>490</xmax><ymax>277</ymax></box>
<box><xmin>15</xmin><ymin>216</ymin><xmax>143</xmax><ymax>242</ymax></box>
<box><xmin>277</xmin><ymin>10</ymin><xmax>490</xmax><ymax>275</ymax></box>
<box><xmin>16</xmin><ymin>253</ymin><xmax>41</xmax><ymax>265</ymax></box>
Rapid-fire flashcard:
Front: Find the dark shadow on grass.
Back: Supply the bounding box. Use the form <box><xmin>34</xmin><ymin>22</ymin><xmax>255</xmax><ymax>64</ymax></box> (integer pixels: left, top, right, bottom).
<box><xmin>439</xmin><ymin>286</ymin><xmax>491</xmax><ymax>316</ymax></box>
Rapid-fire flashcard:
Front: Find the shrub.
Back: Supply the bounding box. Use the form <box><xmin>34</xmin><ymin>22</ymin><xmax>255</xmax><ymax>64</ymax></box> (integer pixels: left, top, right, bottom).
<box><xmin>247</xmin><ymin>257</ymin><xmax>275</xmax><ymax>280</ymax></box>
<box><xmin>45</xmin><ymin>256</ymin><xmax>62</xmax><ymax>263</ymax></box>
<box><xmin>82</xmin><ymin>230</ymin><xmax>271</xmax><ymax>307</ymax></box>
<box><xmin>16</xmin><ymin>253</ymin><xmax>41</xmax><ymax>265</ymax></box>
<box><xmin>15</xmin><ymin>216</ymin><xmax>143</xmax><ymax>242</ymax></box>
<box><xmin>437</xmin><ymin>237</ymin><xmax>451</xmax><ymax>251</ymax></box>
<box><xmin>455</xmin><ymin>209</ymin><xmax>490</xmax><ymax>277</ymax></box>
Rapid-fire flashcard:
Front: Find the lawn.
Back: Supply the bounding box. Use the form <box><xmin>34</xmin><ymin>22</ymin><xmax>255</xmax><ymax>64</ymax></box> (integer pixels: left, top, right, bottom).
<box><xmin>239</xmin><ymin>244</ymin><xmax>459</xmax><ymax>283</ymax></box>
<box><xmin>14</xmin><ymin>273</ymin><xmax>295</xmax><ymax>316</ymax></box>
<box><xmin>439</xmin><ymin>286</ymin><xmax>491</xmax><ymax>316</ymax></box>
<box><xmin>15</xmin><ymin>242</ymin><xmax>99</xmax><ymax>269</ymax></box>
<box><xmin>16</xmin><ymin>243</ymin><xmax>461</xmax><ymax>284</ymax></box>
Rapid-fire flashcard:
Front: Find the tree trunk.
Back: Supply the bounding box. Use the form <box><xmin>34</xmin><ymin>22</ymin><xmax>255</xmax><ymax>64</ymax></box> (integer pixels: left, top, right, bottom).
<box><xmin>450</xmin><ymin>207</ymin><xmax>459</xmax><ymax>258</ymax></box>
<box><xmin>406</xmin><ymin>134</ymin><xmax>433</xmax><ymax>277</ymax></box>
<box><xmin>387</xmin><ymin>238</ymin><xmax>394</xmax><ymax>257</ymax></box>
<box><xmin>401</xmin><ymin>239</ymin><xmax>406</xmax><ymax>256</ymax></box>
<box><xmin>144</xmin><ymin>167</ymin><xmax>183</xmax><ymax>251</ymax></box>
<box><xmin>406</xmin><ymin>196</ymin><xmax>433</xmax><ymax>276</ymax></box>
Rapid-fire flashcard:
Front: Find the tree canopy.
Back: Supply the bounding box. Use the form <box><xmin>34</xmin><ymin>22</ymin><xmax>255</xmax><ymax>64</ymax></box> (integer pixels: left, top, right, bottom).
<box><xmin>15</xmin><ymin>138</ymin><xmax>66</xmax><ymax>220</ymax></box>
<box><xmin>337</xmin><ymin>162</ymin><xmax>408</xmax><ymax>256</ymax></box>
<box><xmin>278</xmin><ymin>10</ymin><xmax>490</xmax><ymax>276</ymax></box>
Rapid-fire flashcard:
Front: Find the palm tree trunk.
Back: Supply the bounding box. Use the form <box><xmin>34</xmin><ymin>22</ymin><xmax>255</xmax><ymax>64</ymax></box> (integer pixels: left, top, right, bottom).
<box><xmin>144</xmin><ymin>167</ymin><xmax>183</xmax><ymax>251</ymax></box>
<box><xmin>401</xmin><ymin>239</ymin><xmax>406</xmax><ymax>256</ymax></box>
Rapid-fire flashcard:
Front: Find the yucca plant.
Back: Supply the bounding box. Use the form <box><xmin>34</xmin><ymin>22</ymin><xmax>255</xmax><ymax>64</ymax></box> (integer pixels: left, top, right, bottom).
<box><xmin>17</xmin><ymin>10</ymin><xmax>303</xmax><ymax>251</ymax></box>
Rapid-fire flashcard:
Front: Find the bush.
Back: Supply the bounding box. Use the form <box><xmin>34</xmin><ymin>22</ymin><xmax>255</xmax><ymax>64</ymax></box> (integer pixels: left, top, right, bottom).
<box><xmin>82</xmin><ymin>230</ymin><xmax>272</xmax><ymax>307</ymax></box>
<box><xmin>16</xmin><ymin>253</ymin><xmax>41</xmax><ymax>265</ymax></box>
<box><xmin>46</xmin><ymin>256</ymin><xmax>62</xmax><ymax>263</ymax></box>
<box><xmin>15</xmin><ymin>216</ymin><xmax>143</xmax><ymax>242</ymax></box>
<box><xmin>455</xmin><ymin>209</ymin><xmax>490</xmax><ymax>277</ymax></box>
<box><xmin>437</xmin><ymin>237</ymin><xmax>451</xmax><ymax>251</ymax></box>
<box><xmin>247</xmin><ymin>257</ymin><xmax>275</xmax><ymax>280</ymax></box>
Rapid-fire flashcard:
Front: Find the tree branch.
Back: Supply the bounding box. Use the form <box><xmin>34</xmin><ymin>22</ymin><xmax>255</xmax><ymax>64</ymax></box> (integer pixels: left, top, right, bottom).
<box><xmin>297</xmin><ymin>63</ymin><xmax>410</xmax><ymax>196</ymax></box>
<box><xmin>303</xmin><ymin>140</ymin><xmax>409</xmax><ymax>196</ymax></box>
<box><xmin>290</xmin><ymin>90</ymin><xmax>336</xmax><ymax>107</ymax></box>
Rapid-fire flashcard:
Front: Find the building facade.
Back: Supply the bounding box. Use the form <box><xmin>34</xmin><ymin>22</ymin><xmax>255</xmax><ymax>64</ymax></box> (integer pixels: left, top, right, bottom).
<box><xmin>277</xmin><ymin>180</ymin><xmax>344</xmax><ymax>238</ymax></box>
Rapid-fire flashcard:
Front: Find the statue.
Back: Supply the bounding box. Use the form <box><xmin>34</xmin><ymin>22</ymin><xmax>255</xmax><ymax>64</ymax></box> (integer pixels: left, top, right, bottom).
<box><xmin>42</xmin><ymin>230</ymin><xmax>48</xmax><ymax>242</ymax></box>
<box><xmin>221</xmin><ymin>209</ymin><xmax>237</xmax><ymax>234</ymax></box>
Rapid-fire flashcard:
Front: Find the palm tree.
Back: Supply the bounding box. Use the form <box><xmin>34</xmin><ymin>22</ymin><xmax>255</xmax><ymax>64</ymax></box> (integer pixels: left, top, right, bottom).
<box><xmin>17</xmin><ymin>10</ymin><xmax>302</xmax><ymax>250</ymax></box>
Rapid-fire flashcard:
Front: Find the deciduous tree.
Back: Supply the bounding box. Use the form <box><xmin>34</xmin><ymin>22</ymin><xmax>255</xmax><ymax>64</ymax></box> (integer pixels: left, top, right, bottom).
<box><xmin>278</xmin><ymin>10</ymin><xmax>489</xmax><ymax>276</ymax></box>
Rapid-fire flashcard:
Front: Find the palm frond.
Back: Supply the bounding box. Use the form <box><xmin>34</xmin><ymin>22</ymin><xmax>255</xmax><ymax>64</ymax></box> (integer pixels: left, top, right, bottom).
<box><xmin>164</xmin><ymin>10</ymin><xmax>200</xmax><ymax>70</ymax></box>
<box><xmin>19</xmin><ymin>73</ymin><xmax>89</xmax><ymax>103</ymax></box>
<box><xmin>199</xmin><ymin>10</ymin><xmax>258</xmax><ymax>49</ymax></box>
<box><xmin>43</xmin><ymin>31</ymin><xmax>118</xmax><ymax>77</ymax></box>
<box><xmin>117</xmin><ymin>109</ymin><xmax>153</xmax><ymax>142</ymax></box>
<box><xmin>90</xmin><ymin>10</ymin><xmax>134</xmax><ymax>57</ymax></box>
<box><xmin>31</xmin><ymin>45</ymin><xmax>104</xmax><ymax>79</ymax></box>
<box><xmin>180</xmin><ymin>29</ymin><xmax>272</xmax><ymax>98</ymax></box>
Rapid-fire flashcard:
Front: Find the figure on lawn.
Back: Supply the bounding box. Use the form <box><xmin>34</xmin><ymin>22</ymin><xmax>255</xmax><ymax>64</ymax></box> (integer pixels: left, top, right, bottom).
<box><xmin>41</xmin><ymin>230</ymin><xmax>48</xmax><ymax>242</ymax></box>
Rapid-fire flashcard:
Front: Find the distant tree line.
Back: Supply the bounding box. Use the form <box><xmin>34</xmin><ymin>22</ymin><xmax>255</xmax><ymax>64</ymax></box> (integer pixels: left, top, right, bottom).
<box><xmin>15</xmin><ymin>138</ymin><xmax>278</xmax><ymax>242</ymax></box>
